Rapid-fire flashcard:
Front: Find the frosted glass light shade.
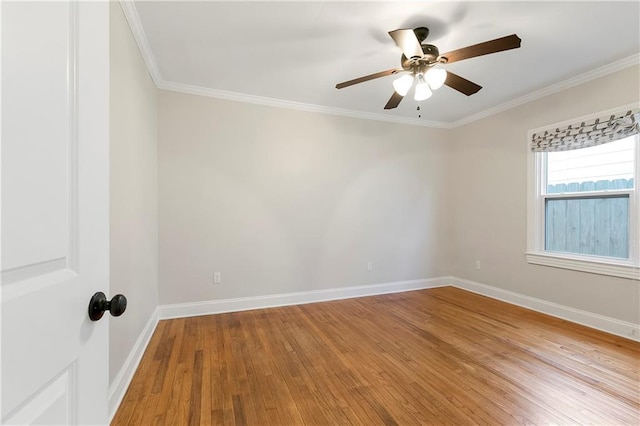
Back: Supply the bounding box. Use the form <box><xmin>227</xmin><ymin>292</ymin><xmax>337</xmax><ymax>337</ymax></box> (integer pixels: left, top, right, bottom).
<box><xmin>425</xmin><ymin>68</ymin><xmax>447</xmax><ymax>90</ymax></box>
<box><xmin>414</xmin><ymin>75</ymin><xmax>432</xmax><ymax>101</ymax></box>
<box><xmin>392</xmin><ymin>74</ymin><xmax>414</xmax><ymax>96</ymax></box>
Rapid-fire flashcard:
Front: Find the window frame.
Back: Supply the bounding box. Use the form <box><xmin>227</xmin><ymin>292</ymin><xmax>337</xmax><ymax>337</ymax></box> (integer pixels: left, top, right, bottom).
<box><xmin>526</xmin><ymin>104</ymin><xmax>640</xmax><ymax>279</ymax></box>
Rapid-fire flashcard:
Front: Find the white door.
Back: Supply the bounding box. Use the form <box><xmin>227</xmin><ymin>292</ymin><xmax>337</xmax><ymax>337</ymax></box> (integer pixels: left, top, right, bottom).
<box><xmin>2</xmin><ymin>1</ymin><xmax>110</xmax><ymax>424</ymax></box>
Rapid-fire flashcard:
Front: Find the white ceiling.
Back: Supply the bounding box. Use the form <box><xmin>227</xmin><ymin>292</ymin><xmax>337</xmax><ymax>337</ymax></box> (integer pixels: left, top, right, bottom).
<box><xmin>130</xmin><ymin>1</ymin><xmax>640</xmax><ymax>127</ymax></box>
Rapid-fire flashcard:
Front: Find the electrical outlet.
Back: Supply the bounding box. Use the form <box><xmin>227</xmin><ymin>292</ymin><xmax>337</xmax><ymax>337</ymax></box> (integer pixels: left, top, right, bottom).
<box><xmin>474</xmin><ymin>260</ymin><xmax>481</xmax><ymax>270</ymax></box>
<box><xmin>213</xmin><ymin>272</ymin><xmax>221</xmax><ymax>284</ymax></box>
<box><xmin>367</xmin><ymin>261</ymin><xmax>373</xmax><ymax>271</ymax></box>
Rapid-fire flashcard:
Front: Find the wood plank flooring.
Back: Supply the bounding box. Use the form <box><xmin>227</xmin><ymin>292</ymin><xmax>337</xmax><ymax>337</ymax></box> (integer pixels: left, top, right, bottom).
<box><xmin>112</xmin><ymin>287</ymin><xmax>640</xmax><ymax>425</ymax></box>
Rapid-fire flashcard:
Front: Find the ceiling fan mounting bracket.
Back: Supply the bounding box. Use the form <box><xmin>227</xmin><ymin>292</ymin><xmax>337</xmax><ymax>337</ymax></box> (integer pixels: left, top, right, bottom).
<box><xmin>413</xmin><ymin>27</ymin><xmax>429</xmax><ymax>43</ymax></box>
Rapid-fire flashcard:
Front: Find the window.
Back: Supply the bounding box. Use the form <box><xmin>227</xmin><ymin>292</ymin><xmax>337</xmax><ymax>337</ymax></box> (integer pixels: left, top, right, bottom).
<box><xmin>527</xmin><ymin>107</ymin><xmax>640</xmax><ymax>279</ymax></box>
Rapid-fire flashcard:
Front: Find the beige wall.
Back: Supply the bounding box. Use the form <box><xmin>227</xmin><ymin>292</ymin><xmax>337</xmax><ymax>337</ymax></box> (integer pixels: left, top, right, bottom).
<box><xmin>157</xmin><ymin>66</ymin><xmax>639</xmax><ymax>324</ymax></box>
<box><xmin>109</xmin><ymin>3</ymin><xmax>158</xmax><ymax>386</ymax></box>
<box><xmin>449</xmin><ymin>65</ymin><xmax>640</xmax><ymax>324</ymax></box>
<box><xmin>158</xmin><ymin>91</ymin><xmax>451</xmax><ymax>305</ymax></box>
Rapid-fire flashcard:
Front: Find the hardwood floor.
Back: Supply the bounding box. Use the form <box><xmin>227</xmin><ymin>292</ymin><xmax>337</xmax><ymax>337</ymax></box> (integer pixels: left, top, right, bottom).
<box><xmin>112</xmin><ymin>287</ymin><xmax>640</xmax><ymax>425</ymax></box>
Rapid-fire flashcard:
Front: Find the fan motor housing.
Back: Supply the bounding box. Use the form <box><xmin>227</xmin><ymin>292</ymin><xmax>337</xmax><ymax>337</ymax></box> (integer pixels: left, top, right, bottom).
<box><xmin>421</xmin><ymin>44</ymin><xmax>439</xmax><ymax>60</ymax></box>
<box><xmin>401</xmin><ymin>44</ymin><xmax>440</xmax><ymax>70</ymax></box>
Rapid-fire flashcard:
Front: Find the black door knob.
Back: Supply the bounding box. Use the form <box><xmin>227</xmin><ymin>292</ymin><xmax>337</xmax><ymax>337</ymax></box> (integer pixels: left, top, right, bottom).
<box><xmin>88</xmin><ymin>292</ymin><xmax>127</xmax><ymax>321</ymax></box>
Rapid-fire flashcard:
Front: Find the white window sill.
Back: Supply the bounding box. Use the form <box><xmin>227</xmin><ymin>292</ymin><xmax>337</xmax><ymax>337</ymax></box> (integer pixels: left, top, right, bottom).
<box><xmin>526</xmin><ymin>252</ymin><xmax>640</xmax><ymax>280</ymax></box>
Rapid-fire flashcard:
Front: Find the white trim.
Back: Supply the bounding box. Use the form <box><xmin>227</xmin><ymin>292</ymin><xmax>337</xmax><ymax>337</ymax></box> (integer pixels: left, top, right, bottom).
<box><xmin>109</xmin><ymin>276</ymin><xmax>639</xmax><ymax>418</ymax></box>
<box><xmin>117</xmin><ymin>0</ymin><xmax>162</xmax><ymax>86</ymax></box>
<box><xmin>635</xmin><ymin>133</ymin><xmax>640</xmax><ymax>262</ymax></box>
<box><xmin>108</xmin><ymin>307</ymin><xmax>159</xmax><ymax>423</ymax></box>
<box><xmin>544</xmin><ymin>189</ymin><xmax>632</xmax><ymax>199</ymax></box>
<box><xmin>158</xmin><ymin>277</ymin><xmax>640</xmax><ymax>341</ymax></box>
<box><xmin>158</xmin><ymin>54</ymin><xmax>639</xmax><ymax>130</ymax></box>
<box><xmin>119</xmin><ymin>1</ymin><xmax>639</xmax><ymax>130</ymax></box>
<box><xmin>157</xmin><ymin>81</ymin><xmax>451</xmax><ymax>129</ymax></box>
<box><xmin>526</xmin><ymin>109</ymin><xmax>640</xmax><ymax>277</ymax></box>
<box><xmin>526</xmin><ymin>252</ymin><xmax>639</xmax><ymax>280</ymax></box>
<box><xmin>450</xmin><ymin>277</ymin><xmax>640</xmax><ymax>342</ymax></box>
<box><xmin>158</xmin><ymin>277</ymin><xmax>450</xmax><ymax>319</ymax></box>
<box><xmin>452</xmin><ymin>54</ymin><xmax>640</xmax><ymax>128</ymax></box>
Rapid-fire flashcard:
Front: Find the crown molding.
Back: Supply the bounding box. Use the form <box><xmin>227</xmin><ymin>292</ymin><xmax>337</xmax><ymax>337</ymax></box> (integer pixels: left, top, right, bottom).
<box><xmin>118</xmin><ymin>0</ymin><xmax>163</xmax><ymax>86</ymax></box>
<box><xmin>451</xmin><ymin>53</ymin><xmax>640</xmax><ymax>128</ymax></box>
<box><xmin>150</xmin><ymin>54</ymin><xmax>640</xmax><ymax>130</ymax></box>
<box><xmin>119</xmin><ymin>0</ymin><xmax>638</xmax><ymax>130</ymax></box>
<box><xmin>157</xmin><ymin>81</ymin><xmax>452</xmax><ymax>129</ymax></box>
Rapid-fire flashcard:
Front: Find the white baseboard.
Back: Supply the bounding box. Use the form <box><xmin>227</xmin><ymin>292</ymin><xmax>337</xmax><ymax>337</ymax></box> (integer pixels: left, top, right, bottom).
<box><xmin>157</xmin><ymin>276</ymin><xmax>640</xmax><ymax>341</ymax></box>
<box><xmin>108</xmin><ymin>307</ymin><xmax>159</xmax><ymax>422</ymax></box>
<box><xmin>449</xmin><ymin>277</ymin><xmax>640</xmax><ymax>342</ymax></box>
<box><xmin>158</xmin><ymin>277</ymin><xmax>450</xmax><ymax>319</ymax></box>
<box><xmin>109</xmin><ymin>275</ymin><xmax>639</xmax><ymax>420</ymax></box>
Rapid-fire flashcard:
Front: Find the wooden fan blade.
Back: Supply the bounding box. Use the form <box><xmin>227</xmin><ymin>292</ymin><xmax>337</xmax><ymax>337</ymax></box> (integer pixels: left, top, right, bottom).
<box><xmin>336</xmin><ymin>69</ymin><xmax>403</xmax><ymax>89</ymax></box>
<box><xmin>384</xmin><ymin>91</ymin><xmax>404</xmax><ymax>109</ymax></box>
<box><xmin>388</xmin><ymin>29</ymin><xmax>424</xmax><ymax>59</ymax></box>
<box><xmin>438</xmin><ymin>34</ymin><xmax>521</xmax><ymax>64</ymax></box>
<box><xmin>444</xmin><ymin>71</ymin><xmax>482</xmax><ymax>96</ymax></box>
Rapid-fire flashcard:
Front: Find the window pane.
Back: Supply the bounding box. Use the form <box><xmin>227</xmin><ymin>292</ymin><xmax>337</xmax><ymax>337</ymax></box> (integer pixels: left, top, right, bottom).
<box><xmin>545</xmin><ymin>195</ymin><xmax>629</xmax><ymax>259</ymax></box>
<box><xmin>546</xmin><ymin>137</ymin><xmax>635</xmax><ymax>193</ymax></box>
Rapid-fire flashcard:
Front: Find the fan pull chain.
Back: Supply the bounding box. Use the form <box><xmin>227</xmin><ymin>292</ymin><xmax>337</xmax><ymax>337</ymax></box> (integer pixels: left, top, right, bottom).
<box><xmin>417</xmin><ymin>105</ymin><xmax>421</xmax><ymax>118</ymax></box>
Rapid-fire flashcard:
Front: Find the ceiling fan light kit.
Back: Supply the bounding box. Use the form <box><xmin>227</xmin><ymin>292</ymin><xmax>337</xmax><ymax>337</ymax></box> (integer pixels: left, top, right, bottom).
<box><xmin>394</xmin><ymin>67</ymin><xmax>448</xmax><ymax>101</ymax></box>
<box><xmin>425</xmin><ymin>67</ymin><xmax>447</xmax><ymax>90</ymax></box>
<box><xmin>392</xmin><ymin>74</ymin><xmax>414</xmax><ymax>96</ymax></box>
<box><xmin>336</xmin><ymin>26</ymin><xmax>521</xmax><ymax>111</ymax></box>
<box><xmin>413</xmin><ymin>74</ymin><xmax>432</xmax><ymax>101</ymax></box>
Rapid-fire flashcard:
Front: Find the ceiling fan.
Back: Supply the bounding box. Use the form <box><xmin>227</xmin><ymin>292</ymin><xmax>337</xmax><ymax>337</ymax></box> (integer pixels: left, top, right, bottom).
<box><xmin>335</xmin><ymin>27</ymin><xmax>521</xmax><ymax>110</ymax></box>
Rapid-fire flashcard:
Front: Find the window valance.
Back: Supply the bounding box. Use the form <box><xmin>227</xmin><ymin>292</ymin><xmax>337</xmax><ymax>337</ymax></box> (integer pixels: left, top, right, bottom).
<box><xmin>530</xmin><ymin>109</ymin><xmax>639</xmax><ymax>152</ymax></box>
